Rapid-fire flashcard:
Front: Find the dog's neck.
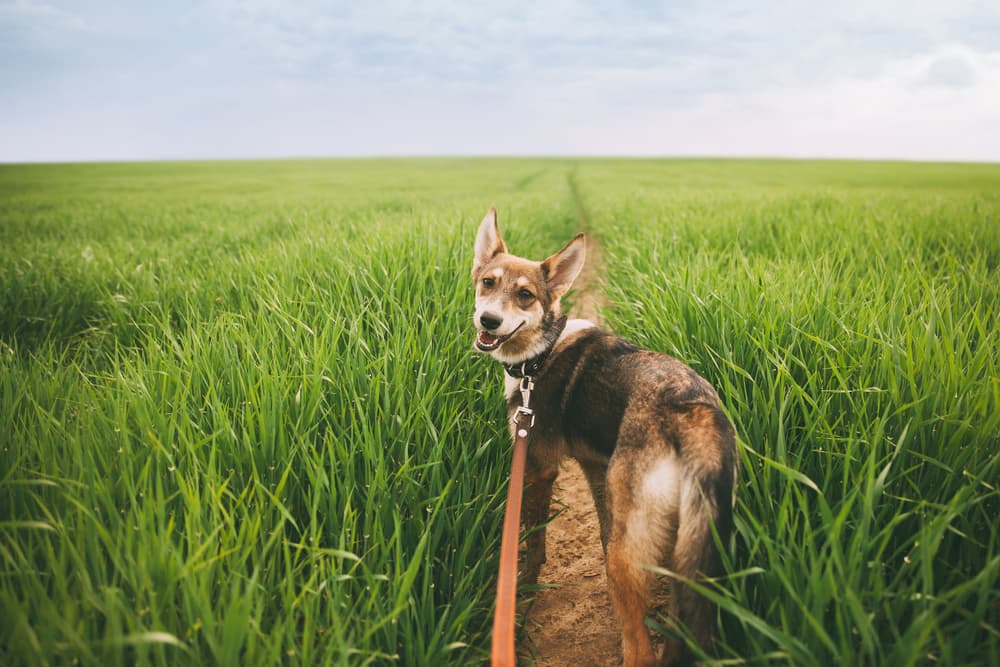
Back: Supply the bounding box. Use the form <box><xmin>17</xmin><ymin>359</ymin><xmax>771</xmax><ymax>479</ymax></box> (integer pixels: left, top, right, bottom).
<box><xmin>503</xmin><ymin>314</ymin><xmax>568</xmax><ymax>379</ymax></box>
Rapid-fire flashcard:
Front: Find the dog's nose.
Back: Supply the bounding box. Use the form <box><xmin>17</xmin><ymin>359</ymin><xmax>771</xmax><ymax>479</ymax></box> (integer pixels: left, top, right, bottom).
<box><xmin>480</xmin><ymin>313</ymin><xmax>503</xmax><ymax>331</ymax></box>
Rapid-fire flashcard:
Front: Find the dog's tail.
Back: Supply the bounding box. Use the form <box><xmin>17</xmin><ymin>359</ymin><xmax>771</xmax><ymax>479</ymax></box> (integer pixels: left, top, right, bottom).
<box><xmin>669</xmin><ymin>405</ymin><xmax>738</xmax><ymax>664</ymax></box>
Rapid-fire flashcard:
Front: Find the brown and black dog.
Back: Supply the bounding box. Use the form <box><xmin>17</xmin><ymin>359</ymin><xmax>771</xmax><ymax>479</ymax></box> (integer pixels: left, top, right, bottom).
<box><xmin>472</xmin><ymin>208</ymin><xmax>738</xmax><ymax>666</ymax></box>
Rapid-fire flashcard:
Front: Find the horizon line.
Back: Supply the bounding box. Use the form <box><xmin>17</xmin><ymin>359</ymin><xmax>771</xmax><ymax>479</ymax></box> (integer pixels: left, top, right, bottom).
<box><xmin>3</xmin><ymin>154</ymin><xmax>1000</xmax><ymax>167</ymax></box>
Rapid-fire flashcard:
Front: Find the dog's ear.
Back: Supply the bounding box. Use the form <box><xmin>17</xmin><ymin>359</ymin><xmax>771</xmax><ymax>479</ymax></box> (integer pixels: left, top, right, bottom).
<box><xmin>542</xmin><ymin>233</ymin><xmax>586</xmax><ymax>299</ymax></box>
<box><xmin>473</xmin><ymin>207</ymin><xmax>507</xmax><ymax>275</ymax></box>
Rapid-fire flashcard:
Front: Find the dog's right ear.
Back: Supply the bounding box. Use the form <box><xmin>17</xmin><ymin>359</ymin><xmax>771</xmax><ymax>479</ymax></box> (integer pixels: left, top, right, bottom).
<box><xmin>472</xmin><ymin>207</ymin><xmax>507</xmax><ymax>276</ymax></box>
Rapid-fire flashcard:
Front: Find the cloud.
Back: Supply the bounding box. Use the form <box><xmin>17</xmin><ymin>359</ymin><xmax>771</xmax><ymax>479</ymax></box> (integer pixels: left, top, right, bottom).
<box><xmin>0</xmin><ymin>0</ymin><xmax>86</xmax><ymax>33</ymax></box>
<box><xmin>604</xmin><ymin>43</ymin><xmax>1000</xmax><ymax>161</ymax></box>
<box><xmin>919</xmin><ymin>51</ymin><xmax>979</xmax><ymax>88</ymax></box>
<box><xmin>2</xmin><ymin>1</ymin><xmax>1000</xmax><ymax>161</ymax></box>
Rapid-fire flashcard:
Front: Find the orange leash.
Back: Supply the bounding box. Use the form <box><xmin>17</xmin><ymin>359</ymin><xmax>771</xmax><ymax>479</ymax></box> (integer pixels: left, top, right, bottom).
<box><xmin>491</xmin><ymin>391</ymin><xmax>535</xmax><ymax>667</ymax></box>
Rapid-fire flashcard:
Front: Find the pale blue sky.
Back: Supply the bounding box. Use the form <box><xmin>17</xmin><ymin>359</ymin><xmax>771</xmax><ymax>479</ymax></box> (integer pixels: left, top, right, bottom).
<box><xmin>2</xmin><ymin>1</ymin><xmax>999</xmax><ymax>162</ymax></box>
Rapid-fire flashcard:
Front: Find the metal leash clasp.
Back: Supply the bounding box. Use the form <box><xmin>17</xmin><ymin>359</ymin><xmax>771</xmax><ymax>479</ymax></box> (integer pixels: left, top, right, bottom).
<box><xmin>512</xmin><ymin>375</ymin><xmax>535</xmax><ymax>430</ymax></box>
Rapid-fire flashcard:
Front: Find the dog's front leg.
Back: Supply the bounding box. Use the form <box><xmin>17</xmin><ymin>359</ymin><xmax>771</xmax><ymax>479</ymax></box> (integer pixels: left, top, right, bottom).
<box><xmin>520</xmin><ymin>460</ymin><xmax>558</xmax><ymax>585</ymax></box>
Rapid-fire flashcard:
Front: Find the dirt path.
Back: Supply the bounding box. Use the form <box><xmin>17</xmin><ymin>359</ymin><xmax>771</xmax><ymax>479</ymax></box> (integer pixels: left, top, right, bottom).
<box><xmin>520</xmin><ymin>173</ymin><xmax>621</xmax><ymax>666</ymax></box>
<box><xmin>522</xmin><ymin>459</ymin><xmax>620</xmax><ymax>666</ymax></box>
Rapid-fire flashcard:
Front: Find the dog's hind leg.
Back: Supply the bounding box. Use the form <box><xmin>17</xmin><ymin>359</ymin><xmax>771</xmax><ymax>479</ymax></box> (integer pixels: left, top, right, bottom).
<box><xmin>605</xmin><ymin>451</ymin><xmax>676</xmax><ymax>667</ymax></box>
<box><xmin>578</xmin><ymin>458</ymin><xmax>611</xmax><ymax>552</ymax></box>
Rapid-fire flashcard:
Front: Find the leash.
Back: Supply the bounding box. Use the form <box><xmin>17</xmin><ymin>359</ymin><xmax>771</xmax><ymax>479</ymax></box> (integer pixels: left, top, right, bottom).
<box><xmin>491</xmin><ymin>376</ymin><xmax>536</xmax><ymax>667</ymax></box>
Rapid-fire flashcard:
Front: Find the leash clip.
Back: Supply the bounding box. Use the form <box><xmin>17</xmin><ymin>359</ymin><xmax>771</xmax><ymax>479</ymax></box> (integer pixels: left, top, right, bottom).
<box><xmin>518</xmin><ymin>375</ymin><xmax>534</xmax><ymax>409</ymax></box>
<box><xmin>513</xmin><ymin>375</ymin><xmax>536</xmax><ymax>429</ymax></box>
<box><xmin>513</xmin><ymin>405</ymin><xmax>535</xmax><ymax>429</ymax></box>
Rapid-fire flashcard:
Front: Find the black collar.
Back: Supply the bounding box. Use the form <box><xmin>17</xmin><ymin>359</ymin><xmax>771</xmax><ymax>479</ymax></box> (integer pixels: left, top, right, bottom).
<box><xmin>503</xmin><ymin>315</ymin><xmax>567</xmax><ymax>379</ymax></box>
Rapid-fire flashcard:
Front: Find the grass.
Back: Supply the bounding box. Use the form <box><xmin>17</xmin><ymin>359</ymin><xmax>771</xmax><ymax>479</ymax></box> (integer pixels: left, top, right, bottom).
<box><xmin>575</xmin><ymin>160</ymin><xmax>1000</xmax><ymax>665</ymax></box>
<box><xmin>1</xmin><ymin>158</ymin><xmax>998</xmax><ymax>665</ymax></box>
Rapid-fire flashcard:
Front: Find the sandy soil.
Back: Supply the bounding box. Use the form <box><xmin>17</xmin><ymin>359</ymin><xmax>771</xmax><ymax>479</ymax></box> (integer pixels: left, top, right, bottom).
<box><xmin>522</xmin><ymin>459</ymin><xmax>621</xmax><ymax>666</ymax></box>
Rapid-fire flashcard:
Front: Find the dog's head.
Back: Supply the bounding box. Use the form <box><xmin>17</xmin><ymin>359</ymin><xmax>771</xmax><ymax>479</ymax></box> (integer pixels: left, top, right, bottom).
<box><xmin>471</xmin><ymin>207</ymin><xmax>586</xmax><ymax>364</ymax></box>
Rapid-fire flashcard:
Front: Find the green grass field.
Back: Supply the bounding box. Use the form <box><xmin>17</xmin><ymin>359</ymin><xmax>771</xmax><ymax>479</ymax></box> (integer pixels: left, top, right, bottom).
<box><xmin>1</xmin><ymin>158</ymin><xmax>998</xmax><ymax>666</ymax></box>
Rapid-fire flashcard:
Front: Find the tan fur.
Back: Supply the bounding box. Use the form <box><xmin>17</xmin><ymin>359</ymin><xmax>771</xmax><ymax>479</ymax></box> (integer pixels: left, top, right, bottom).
<box><xmin>472</xmin><ymin>209</ymin><xmax>738</xmax><ymax>667</ymax></box>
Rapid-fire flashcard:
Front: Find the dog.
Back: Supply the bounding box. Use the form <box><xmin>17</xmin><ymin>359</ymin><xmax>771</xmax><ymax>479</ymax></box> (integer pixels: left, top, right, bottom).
<box><xmin>472</xmin><ymin>208</ymin><xmax>738</xmax><ymax>667</ymax></box>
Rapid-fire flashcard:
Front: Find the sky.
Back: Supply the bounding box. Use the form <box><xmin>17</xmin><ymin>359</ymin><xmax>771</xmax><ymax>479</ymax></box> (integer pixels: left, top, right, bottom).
<box><xmin>2</xmin><ymin>1</ymin><xmax>999</xmax><ymax>163</ymax></box>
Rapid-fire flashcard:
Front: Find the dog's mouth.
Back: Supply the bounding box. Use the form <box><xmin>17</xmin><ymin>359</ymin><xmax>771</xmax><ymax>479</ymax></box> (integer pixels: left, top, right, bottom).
<box><xmin>475</xmin><ymin>321</ymin><xmax>525</xmax><ymax>352</ymax></box>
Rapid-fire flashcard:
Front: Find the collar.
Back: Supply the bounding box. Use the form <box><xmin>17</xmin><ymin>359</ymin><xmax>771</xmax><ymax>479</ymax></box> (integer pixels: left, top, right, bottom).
<box><xmin>503</xmin><ymin>315</ymin><xmax>567</xmax><ymax>379</ymax></box>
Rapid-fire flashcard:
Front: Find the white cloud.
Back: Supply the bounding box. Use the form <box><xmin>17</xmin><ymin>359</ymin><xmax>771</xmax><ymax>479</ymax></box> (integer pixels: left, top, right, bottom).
<box><xmin>575</xmin><ymin>44</ymin><xmax>1000</xmax><ymax>161</ymax></box>
<box><xmin>917</xmin><ymin>49</ymin><xmax>981</xmax><ymax>89</ymax></box>
<box><xmin>2</xmin><ymin>2</ymin><xmax>1000</xmax><ymax>161</ymax></box>
<box><xmin>0</xmin><ymin>0</ymin><xmax>85</xmax><ymax>30</ymax></box>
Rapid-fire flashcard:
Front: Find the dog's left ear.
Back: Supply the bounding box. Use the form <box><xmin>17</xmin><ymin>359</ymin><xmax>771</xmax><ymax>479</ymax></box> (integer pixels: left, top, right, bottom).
<box><xmin>473</xmin><ymin>207</ymin><xmax>507</xmax><ymax>275</ymax></box>
<box><xmin>542</xmin><ymin>233</ymin><xmax>586</xmax><ymax>299</ymax></box>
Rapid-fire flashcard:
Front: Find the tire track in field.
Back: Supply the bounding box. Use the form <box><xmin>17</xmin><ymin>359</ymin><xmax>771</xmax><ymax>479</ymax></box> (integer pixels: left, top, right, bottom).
<box><xmin>565</xmin><ymin>169</ymin><xmax>608</xmax><ymax>325</ymax></box>
<box><xmin>514</xmin><ymin>168</ymin><xmax>549</xmax><ymax>191</ymax></box>
<box><xmin>522</xmin><ymin>170</ymin><xmax>620</xmax><ymax>667</ymax></box>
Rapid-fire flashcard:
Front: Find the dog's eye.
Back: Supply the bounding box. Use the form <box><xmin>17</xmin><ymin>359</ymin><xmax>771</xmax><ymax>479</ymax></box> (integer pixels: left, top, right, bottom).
<box><xmin>482</xmin><ymin>277</ymin><xmax>495</xmax><ymax>288</ymax></box>
<box><xmin>518</xmin><ymin>289</ymin><xmax>534</xmax><ymax>301</ymax></box>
